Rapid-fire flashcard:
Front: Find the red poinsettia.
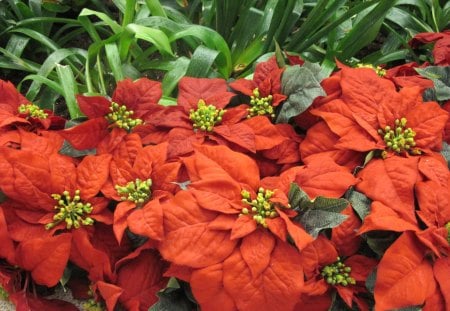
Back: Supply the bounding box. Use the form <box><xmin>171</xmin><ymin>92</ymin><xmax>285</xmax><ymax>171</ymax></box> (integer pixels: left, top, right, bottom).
<box><xmin>137</xmin><ymin>77</ymin><xmax>287</xmax><ymax>160</ymax></box>
<box><xmin>300</xmin><ymin>66</ymin><xmax>448</xmax><ymax>167</ymax></box>
<box><xmin>410</xmin><ymin>30</ymin><xmax>450</xmax><ymax>65</ymax></box>
<box><xmin>360</xmin><ymin>152</ymin><xmax>450</xmax><ymax>310</ymax></box>
<box><xmin>59</xmin><ymin>78</ymin><xmax>162</xmax><ymax>150</ymax></box>
<box><xmin>230</xmin><ymin>56</ymin><xmax>287</xmax><ymax>119</ymax></box>
<box><xmin>85</xmin><ymin>240</ymin><xmax>168</xmax><ymax>311</ymax></box>
<box><xmin>295</xmin><ymin>235</ymin><xmax>378</xmax><ymax>311</ymax></box>
<box><xmin>0</xmin><ymin>80</ymin><xmax>65</xmax><ymax>132</ymax></box>
<box><xmin>141</xmin><ymin>144</ymin><xmax>357</xmax><ymax>310</ymax></box>
<box><xmin>0</xmin><ymin>264</ymin><xmax>79</xmax><ymax>311</ymax></box>
<box><xmin>0</xmin><ymin>147</ymin><xmax>113</xmax><ymax>287</ymax></box>
<box><xmin>98</xmin><ymin>133</ymin><xmax>181</xmax><ymax>243</ymax></box>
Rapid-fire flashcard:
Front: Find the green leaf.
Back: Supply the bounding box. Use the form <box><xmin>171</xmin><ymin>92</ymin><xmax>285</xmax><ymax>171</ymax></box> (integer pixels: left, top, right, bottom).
<box><xmin>364</xmin><ymin>231</ymin><xmax>400</xmax><ymax>256</ymax></box>
<box><xmin>336</xmin><ymin>0</ymin><xmax>397</xmax><ymax>60</ymax></box>
<box><xmin>149</xmin><ymin>279</ymin><xmax>197</xmax><ymax>311</ymax></box>
<box><xmin>105</xmin><ymin>43</ymin><xmax>124</xmax><ymax>82</ymax></box>
<box><xmin>185</xmin><ymin>45</ymin><xmax>220</xmax><ymax>78</ymax></box>
<box><xmin>441</xmin><ymin>142</ymin><xmax>450</xmax><ymax>169</ymax></box>
<box><xmin>297</xmin><ymin>209</ymin><xmax>348</xmax><ymax>238</ymax></box>
<box><xmin>0</xmin><ymin>190</ymin><xmax>6</xmax><ymax>204</ymax></box>
<box><xmin>60</xmin><ymin>140</ymin><xmax>96</xmax><ymax>158</ymax></box>
<box><xmin>162</xmin><ymin>57</ymin><xmax>190</xmax><ymax>96</ymax></box>
<box><xmin>5</xmin><ymin>34</ymin><xmax>30</xmax><ymax>57</ymax></box>
<box><xmin>277</xmin><ymin>62</ymin><xmax>326</xmax><ymax>123</ymax></box>
<box><xmin>288</xmin><ymin>183</ymin><xmax>310</xmax><ymax>209</ymax></box>
<box><xmin>59</xmin><ymin>265</ymin><xmax>72</xmax><ymax>288</ymax></box>
<box><xmin>365</xmin><ymin>267</ymin><xmax>377</xmax><ymax>294</ymax></box>
<box><xmin>78</xmin><ymin>8</ymin><xmax>122</xmax><ymax>34</ymax></box>
<box><xmin>311</xmin><ymin>196</ymin><xmax>349</xmax><ymax>213</ymax></box>
<box><xmin>170</xmin><ymin>25</ymin><xmax>232</xmax><ymax>78</ymax></box>
<box><xmin>345</xmin><ymin>188</ymin><xmax>372</xmax><ymax>220</ymax></box>
<box><xmin>289</xmin><ymin>183</ymin><xmax>349</xmax><ymax>238</ymax></box>
<box><xmin>415</xmin><ymin>66</ymin><xmax>450</xmax><ymax>101</ymax></box>
<box><xmin>145</xmin><ymin>0</ymin><xmax>168</xmax><ymax>17</ymax></box>
<box><xmin>126</xmin><ymin>23</ymin><xmax>174</xmax><ymax>57</ymax></box>
<box><xmin>25</xmin><ymin>48</ymin><xmax>85</xmax><ymax>101</ymax></box>
<box><xmin>56</xmin><ymin>64</ymin><xmax>82</xmax><ymax>119</ymax></box>
<box><xmin>394</xmin><ymin>306</ymin><xmax>423</xmax><ymax>311</ymax></box>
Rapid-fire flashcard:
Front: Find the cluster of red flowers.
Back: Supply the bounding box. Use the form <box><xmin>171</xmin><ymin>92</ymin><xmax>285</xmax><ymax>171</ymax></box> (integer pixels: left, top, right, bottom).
<box><xmin>0</xmin><ymin>32</ymin><xmax>449</xmax><ymax>311</ymax></box>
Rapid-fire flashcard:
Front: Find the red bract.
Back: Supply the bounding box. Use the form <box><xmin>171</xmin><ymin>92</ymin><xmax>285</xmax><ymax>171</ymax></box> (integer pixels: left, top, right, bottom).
<box><xmin>59</xmin><ymin>78</ymin><xmax>162</xmax><ymax>150</ymax></box>
<box><xmin>374</xmin><ymin>231</ymin><xmax>445</xmax><ymax>311</ymax></box>
<box><xmin>99</xmin><ymin>135</ymin><xmax>181</xmax><ymax>243</ymax></box>
<box><xmin>152</xmin><ymin>144</ymin><xmax>357</xmax><ymax>310</ymax></box>
<box><xmin>384</xmin><ymin>62</ymin><xmax>434</xmax><ymax>91</ymax></box>
<box><xmin>311</xmin><ymin>67</ymin><xmax>448</xmax><ymax>155</ymax></box>
<box><xmin>0</xmin><ymin>148</ymin><xmax>113</xmax><ymax>286</ymax></box>
<box><xmin>0</xmin><ymin>80</ymin><xmax>65</xmax><ymax>131</ymax></box>
<box><xmin>295</xmin><ymin>235</ymin><xmax>377</xmax><ymax>311</ymax></box>
<box><xmin>93</xmin><ymin>242</ymin><xmax>168</xmax><ymax>311</ymax></box>
<box><xmin>361</xmin><ymin>151</ymin><xmax>450</xmax><ymax>310</ymax></box>
<box><xmin>139</xmin><ymin>77</ymin><xmax>288</xmax><ymax>160</ymax></box>
<box><xmin>154</xmin><ymin>144</ymin><xmax>310</xmax><ymax>310</ymax></box>
<box><xmin>410</xmin><ymin>30</ymin><xmax>450</xmax><ymax>65</ymax></box>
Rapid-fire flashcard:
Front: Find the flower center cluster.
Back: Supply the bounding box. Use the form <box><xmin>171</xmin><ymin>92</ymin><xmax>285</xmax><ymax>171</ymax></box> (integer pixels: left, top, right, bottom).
<box><xmin>17</xmin><ymin>103</ymin><xmax>48</xmax><ymax>119</ymax></box>
<box><xmin>105</xmin><ymin>102</ymin><xmax>143</xmax><ymax>131</ymax></box>
<box><xmin>356</xmin><ymin>63</ymin><xmax>386</xmax><ymax>76</ymax></box>
<box><xmin>378</xmin><ymin>118</ymin><xmax>420</xmax><ymax>155</ymax></box>
<box><xmin>248</xmin><ymin>88</ymin><xmax>275</xmax><ymax>118</ymax></box>
<box><xmin>240</xmin><ymin>187</ymin><xmax>283</xmax><ymax>228</ymax></box>
<box><xmin>321</xmin><ymin>257</ymin><xmax>356</xmax><ymax>287</ymax></box>
<box><xmin>82</xmin><ymin>299</ymin><xmax>104</xmax><ymax>311</ymax></box>
<box><xmin>445</xmin><ymin>222</ymin><xmax>450</xmax><ymax>244</ymax></box>
<box><xmin>189</xmin><ymin>99</ymin><xmax>225</xmax><ymax>132</ymax></box>
<box><xmin>115</xmin><ymin>178</ymin><xmax>152</xmax><ymax>205</ymax></box>
<box><xmin>45</xmin><ymin>190</ymin><xmax>94</xmax><ymax>230</ymax></box>
<box><xmin>0</xmin><ymin>286</ymin><xmax>8</xmax><ymax>301</ymax></box>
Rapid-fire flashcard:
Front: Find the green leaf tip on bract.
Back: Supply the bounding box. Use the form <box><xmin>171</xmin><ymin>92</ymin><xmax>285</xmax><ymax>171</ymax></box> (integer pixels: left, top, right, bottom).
<box><xmin>277</xmin><ymin>62</ymin><xmax>327</xmax><ymax>124</ymax></box>
<box><xmin>289</xmin><ymin>183</ymin><xmax>349</xmax><ymax>238</ymax></box>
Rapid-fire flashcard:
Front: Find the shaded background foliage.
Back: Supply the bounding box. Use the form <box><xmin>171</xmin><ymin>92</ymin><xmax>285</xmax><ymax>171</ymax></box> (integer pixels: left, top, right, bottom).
<box><xmin>1</xmin><ymin>0</ymin><xmax>449</xmax><ymax>118</ymax></box>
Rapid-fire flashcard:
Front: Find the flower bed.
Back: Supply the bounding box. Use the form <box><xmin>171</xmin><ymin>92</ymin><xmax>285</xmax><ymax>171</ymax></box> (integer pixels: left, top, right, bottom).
<box><xmin>0</xmin><ymin>2</ymin><xmax>450</xmax><ymax>310</ymax></box>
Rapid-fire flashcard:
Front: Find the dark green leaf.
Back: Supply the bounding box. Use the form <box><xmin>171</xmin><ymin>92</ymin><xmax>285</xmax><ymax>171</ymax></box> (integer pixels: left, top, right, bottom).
<box><xmin>290</xmin><ymin>182</ymin><xmax>349</xmax><ymax>237</ymax></box>
<box><xmin>288</xmin><ymin>183</ymin><xmax>310</xmax><ymax>210</ymax></box>
<box><xmin>149</xmin><ymin>279</ymin><xmax>197</xmax><ymax>311</ymax></box>
<box><xmin>59</xmin><ymin>140</ymin><xmax>97</xmax><ymax>158</ymax></box>
<box><xmin>365</xmin><ymin>267</ymin><xmax>377</xmax><ymax>294</ymax></box>
<box><xmin>277</xmin><ymin>63</ymin><xmax>326</xmax><ymax>123</ymax></box>
<box><xmin>59</xmin><ymin>265</ymin><xmax>72</xmax><ymax>288</ymax></box>
<box><xmin>311</xmin><ymin>196</ymin><xmax>349</xmax><ymax>213</ymax></box>
<box><xmin>364</xmin><ymin>231</ymin><xmax>400</xmax><ymax>256</ymax></box>
<box><xmin>345</xmin><ymin>188</ymin><xmax>372</xmax><ymax>220</ymax></box>
<box><xmin>416</xmin><ymin>66</ymin><xmax>450</xmax><ymax>101</ymax></box>
<box><xmin>441</xmin><ymin>142</ymin><xmax>450</xmax><ymax>169</ymax></box>
<box><xmin>297</xmin><ymin>209</ymin><xmax>348</xmax><ymax>238</ymax></box>
<box><xmin>0</xmin><ymin>191</ymin><xmax>6</xmax><ymax>204</ymax></box>
<box><xmin>393</xmin><ymin>306</ymin><xmax>423</xmax><ymax>311</ymax></box>
<box><xmin>289</xmin><ymin>183</ymin><xmax>349</xmax><ymax>213</ymax></box>
<box><xmin>336</xmin><ymin>0</ymin><xmax>397</xmax><ymax>60</ymax></box>
<box><xmin>329</xmin><ymin>291</ymin><xmax>353</xmax><ymax>311</ymax></box>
